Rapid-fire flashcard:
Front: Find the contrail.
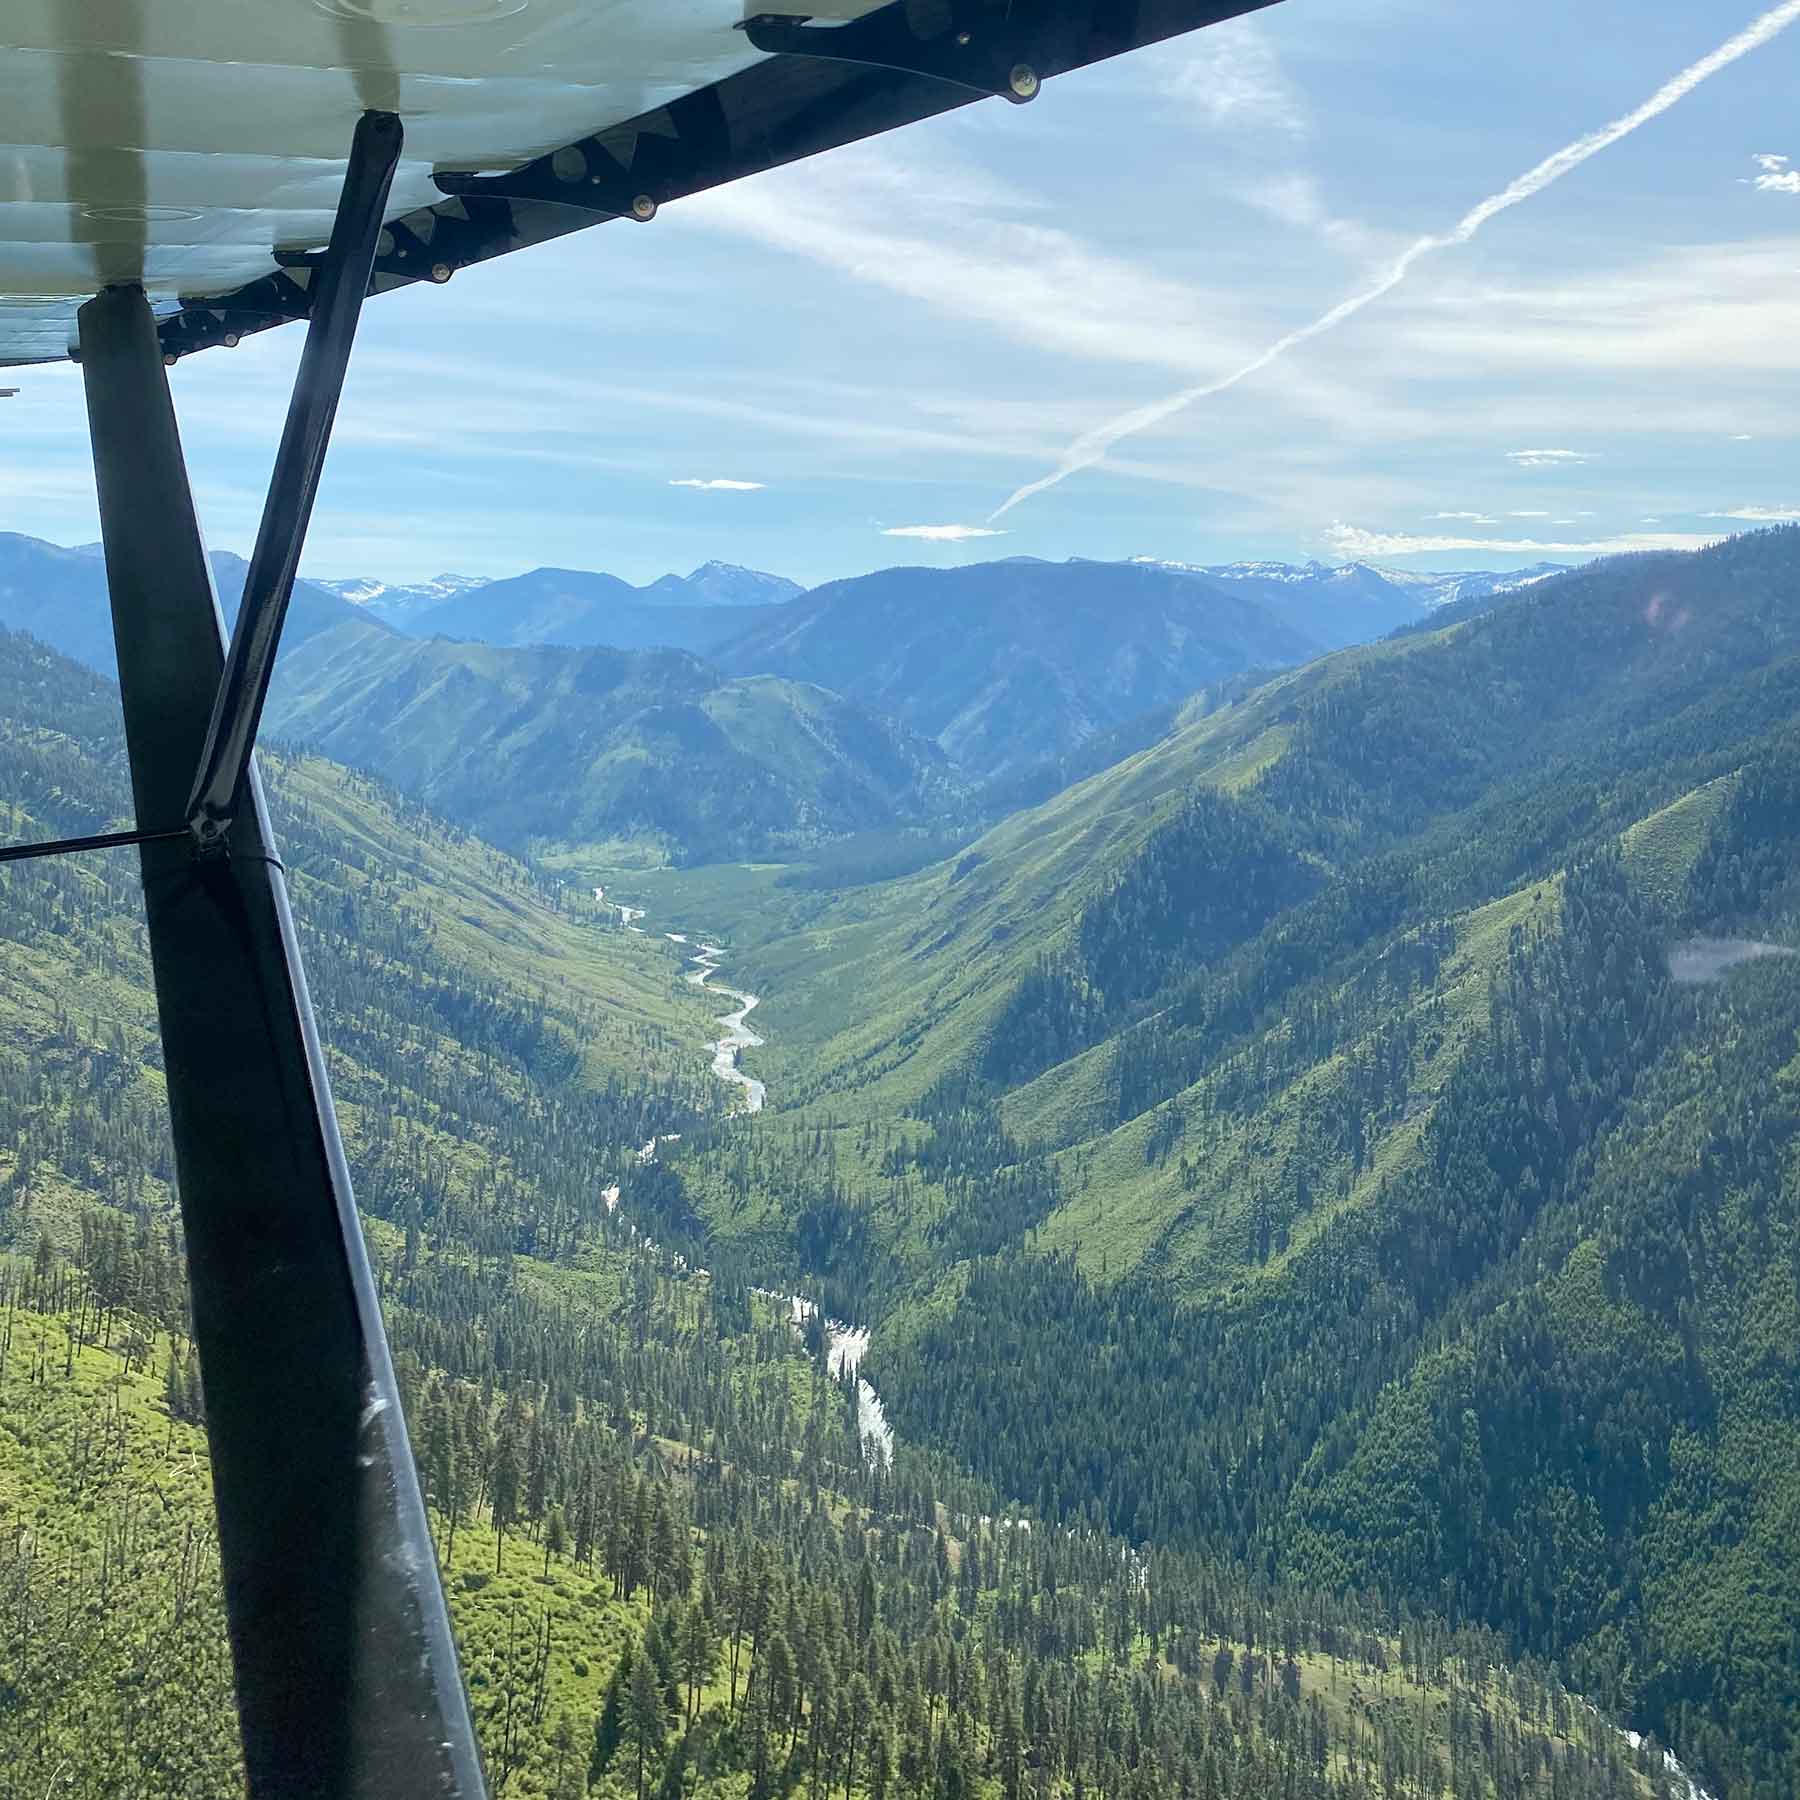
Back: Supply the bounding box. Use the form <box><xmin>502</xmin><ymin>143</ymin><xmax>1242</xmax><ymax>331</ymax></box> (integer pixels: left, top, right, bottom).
<box><xmin>989</xmin><ymin>0</ymin><xmax>1800</xmax><ymax>521</ymax></box>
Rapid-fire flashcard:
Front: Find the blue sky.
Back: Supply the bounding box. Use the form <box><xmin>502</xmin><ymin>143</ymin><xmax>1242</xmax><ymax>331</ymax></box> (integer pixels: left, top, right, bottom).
<box><xmin>5</xmin><ymin>0</ymin><xmax>1799</xmax><ymax>588</ymax></box>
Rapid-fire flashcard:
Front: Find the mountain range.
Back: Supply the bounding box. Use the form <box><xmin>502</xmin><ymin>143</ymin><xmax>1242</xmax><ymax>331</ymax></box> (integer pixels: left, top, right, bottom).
<box><xmin>0</xmin><ymin>597</ymin><xmax>1677</xmax><ymax>1800</ymax></box>
<box><xmin>0</xmin><ymin>529</ymin><xmax>1572</xmax><ymax>859</ymax></box>
<box><xmin>655</xmin><ymin>523</ymin><xmax>1800</xmax><ymax>1800</ymax></box>
<box><xmin>2</xmin><ymin>515</ymin><xmax>1795</xmax><ymax>1796</ymax></box>
<box><xmin>320</xmin><ymin>559</ymin><xmax>803</xmax><ymax>647</ymax></box>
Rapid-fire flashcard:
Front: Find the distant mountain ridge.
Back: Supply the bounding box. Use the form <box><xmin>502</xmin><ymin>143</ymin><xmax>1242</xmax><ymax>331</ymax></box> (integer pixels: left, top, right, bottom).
<box><xmin>315</xmin><ymin>553</ymin><xmax>1568</xmax><ymax>663</ymax></box>
<box><xmin>0</xmin><ymin>532</ymin><xmax>388</xmax><ymax>677</ymax></box>
<box><xmin>1134</xmin><ymin>556</ymin><xmax>1571</xmax><ymax>648</ymax></box>
<box><xmin>712</xmin><ymin>558</ymin><xmax>1325</xmax><ymax>778</ymax></box>
<box><xmin>322</xmin><ymin>559</ymin><xmax>803</xmax><ymax>640</ymax></box>
<box><xmin>261</xmin><ymin>627</ymin><xmax>958</xmax><ymax>863</ymax></box>
<box><xmin>317</xmin><ymin>571</ymin><xmax>488</xmax><ymax>622</ymax></box>
<box><xmin>0</xmin><ymin>532</ymin><xmax>949</xmax><ymax>863</ymax></box>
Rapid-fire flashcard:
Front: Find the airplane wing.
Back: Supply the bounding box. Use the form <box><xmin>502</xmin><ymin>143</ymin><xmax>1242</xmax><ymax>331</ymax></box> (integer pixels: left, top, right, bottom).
<box><xmin>0</xmin><ymin>0</ymin><xmax>1277</xmax><ymax>366</ymax></box>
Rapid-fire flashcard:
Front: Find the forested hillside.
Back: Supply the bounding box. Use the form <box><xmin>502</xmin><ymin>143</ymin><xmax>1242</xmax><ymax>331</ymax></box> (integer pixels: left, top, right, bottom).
<box><xmin>0</xmin><ymin>534</ymin><xmax>962</xmax><ymax>867</ymax></box>
<box><xmin>715</xmin><ymin>560</ymin><xmax>1320</xmax><ymax>778</ymax></box>
<box><xmin>0</xmin><ymin>625</ymin><xmax>1681</xmax><ymax>1799</ymax></box>
<box><xmin>626</xmin><ymin>529</ymin><xmax>1800</xmax><ymax>1799</ymax></box>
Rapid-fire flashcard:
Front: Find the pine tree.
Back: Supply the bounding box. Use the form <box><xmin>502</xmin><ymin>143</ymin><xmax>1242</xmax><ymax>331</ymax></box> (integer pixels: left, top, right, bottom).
<box><xmin>680</xmin><ymin>1597</ymin><xmax>716</xmax><ymax>1722</ymax></box>
<box><xmin>591</xmin><ymin>1643</ymin><xmax>632</xmax><ymax>1783</ymax></box>
<box><xmin>162</xmin><ymin>1346</ymin><xmax>186</xmax><ymax>1423</ymax></box>
<box><xmin>542</xmin><ymin>1502</ymin><xmax>568</xmax><ymax>1579</ymax></box>
<box><xmin>490</xmin><ymin>1420</ymin><xmax>521</xmax><ymax>1573</ymax></box>
<box><xmin>627</xmin><ymin>1640</ymin><xmax>667</xmax><ymax>1800</ymax></box>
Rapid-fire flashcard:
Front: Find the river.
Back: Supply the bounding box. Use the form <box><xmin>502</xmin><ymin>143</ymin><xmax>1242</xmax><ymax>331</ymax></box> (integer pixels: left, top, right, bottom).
<box><xmin>600</xmin><ymin>900</ymin><xmax>890</xmax><ymax>1463</ymax></box>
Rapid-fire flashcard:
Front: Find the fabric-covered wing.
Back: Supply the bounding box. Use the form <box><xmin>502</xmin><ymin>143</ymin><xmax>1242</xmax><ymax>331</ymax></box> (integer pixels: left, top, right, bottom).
<box><xmin>0</xmin><ymin>0</ymin><xmax>1276</xmax><ymax>367</ymax></box>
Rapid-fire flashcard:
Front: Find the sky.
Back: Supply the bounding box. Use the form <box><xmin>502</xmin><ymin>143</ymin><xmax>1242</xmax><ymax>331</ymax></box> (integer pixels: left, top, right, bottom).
<box><xmin>3</xmin><ymin>0</ymin><xmax>1799</xmax><ymax>588</ymax></box>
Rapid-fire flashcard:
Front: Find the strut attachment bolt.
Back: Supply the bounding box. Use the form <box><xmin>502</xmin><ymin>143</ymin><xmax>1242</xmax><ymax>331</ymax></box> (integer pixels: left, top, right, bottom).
<box><xmin>430</xmin><ymin>263</ymin><xmax>453</xmax><ymax>283</ymax></box>
<box><xmin>630</xmin><ymin>194</ymin><xmax>657</xmax><ymax>222</ymax></box>
<box><xmin>1009</xmin><ymin>63</ymin><xmax>1039</xmax><ymax>100</ymax></box>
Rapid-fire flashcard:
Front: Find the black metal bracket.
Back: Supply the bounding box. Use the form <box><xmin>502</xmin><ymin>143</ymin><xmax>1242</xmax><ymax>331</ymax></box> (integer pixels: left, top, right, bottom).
<box><xmin>738</xmin><ymin>7</ymin><xmax>1044</xmax><ymax>103</ymax></box>
<box><xmin>434</xmin><ymin>144</ymin><xmax>660</xmax><ymax>220</ymax></box>
<box><xmin>184</xmin><ymin>109</ymin><xmax>402</xmax><ymax>850</ymax></box>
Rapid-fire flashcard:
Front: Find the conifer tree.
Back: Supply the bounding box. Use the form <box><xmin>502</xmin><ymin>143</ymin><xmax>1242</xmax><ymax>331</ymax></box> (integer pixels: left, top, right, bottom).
<box><xmin>627</xmin><ymin>1642</ymin><xmax>666</xmax><ymax>1800</ymax></box>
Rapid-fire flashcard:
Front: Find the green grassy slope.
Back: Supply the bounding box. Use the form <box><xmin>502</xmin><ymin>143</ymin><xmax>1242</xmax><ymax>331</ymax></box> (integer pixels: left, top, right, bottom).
<box><xmin>266</xmin><ymin>623</ymin><xmax>959</xmax><ymax>865</ymax></box>
<box><xmin>631</xmin><ymin>529</ymin><xmax>1800</xmax><ymax>1798</ymax></box>
<box><xmin>0</xmin><ymin>625</ymin><xmax>726</xmax><ymax>1267</ymax></box>
<box><xmin>0</xmin><ymin>621</ymin><xmax>1687</xmax><ymax>1800</ymax></box>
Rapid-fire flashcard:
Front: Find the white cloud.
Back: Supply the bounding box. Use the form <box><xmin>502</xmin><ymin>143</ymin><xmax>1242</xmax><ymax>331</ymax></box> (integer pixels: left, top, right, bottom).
<box><xmin>1164</xmin><ymin>20</ymin><xmax>1307</xmax><ymax>137</ymax></box>
<box><xmin>678</xmin><ymin>141</ymin><xmax>1280</xmax><ymax>388</ymax></box>
<box><xmin>1750</xmin><ymin>151</ymin><xmax>1800</xmax><ymax>192</ymax></box>
<box><xmin>880</xmin><ymin>524</ymin><xmax>1007</xmax><ymax>542</ymax></box>
<box><xmin>669</xmin><ymin>477</ymin><xmax>766</xmax><ymax>491</ymax></box>
<box><xmin>1326</xmin><ymin>522</ymin><xmax>1725</xmax><ymax>558</ymax></box>
<box><xmin>1506</xmin><ymin>448</ymin><xmax>1595</xmax><ymax>467</ymax></box>
<box><xmin>1731</xmin><ymin>432</ymin><xmax>1756</xmax><ymax>440</ymax></box>
<box><xmin>1701</xmin><ymin>503</ymin><xmax>1800</xmax><ymax>520</ymax></box>
<box><xmin>989</xmin><ymin>1</ymin><xmax>1800</xmax><ymax>521</ymax></box>
<box><xmin>1430</xmin><ymin>511</ymin><xmax>1500</xmax><ymax>523</ymax></box>
<box><xmin>1238</xmin><ymin>173</ymin><xmax>1378</xmax><ymax>257</ymax></box>
<box><xmin>1397</xmin><ymin>242</ymin><xmax>1800</xmax><ymax>379</ymax></box>
<box><xmin>1508</xmin><ymin>510</ymin><xmax>1552</xmax><ymax>517</ymax></box>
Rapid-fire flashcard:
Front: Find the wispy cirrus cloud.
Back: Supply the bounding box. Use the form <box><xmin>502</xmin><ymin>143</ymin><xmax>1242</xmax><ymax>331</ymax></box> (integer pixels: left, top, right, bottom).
<box><xmin>1240</xmin><ymin>172</ymin><xmax>1378</xmax><ymax>256</ymax></box>
<box><xmin>1430</xmin><ymin>510</ymin><xmax>1500</xmax><ymax>523</ymax></box>
<box><xmin>1701</xmin><ymin>503</ymin><xmax>1800</xmax><ymax>519</ymax></box>
<box><xmin>1749</xmin><ymin>151</ymin><xmax>1800</xmax><ymax>192</ymax></box>
<box><xmin>669</xmin><ymin>477</ymin><xmax>766</xmax><ymax>491</ymax></box>
<box><xmin>880</xmin><ymin>524</ymin><xmax>1007</xmax><ymax>542</ymax></box>
<box><xmin>1327</xmin><ymin>522</ymin><xmax>1723</xmax><ymax>558</ymax></box>
<box><xmin>683</xmin><ymin>148</ymin><xmax>1254</xmax><ymax>383</ymax></box>
<box><xmin>990</xmin><ymin>0</ymin><xmax>1800</xmax><ymax>520</ymax></box>
<box><xmin>1164</xmin><ymin>19</ymin><xmax>1308</xmax><ymax>137</ymax></box>
<box><xmin>1506</xmin><ymin>448</ymin><xmax>1595</xmax><ymax>467</ymax></box>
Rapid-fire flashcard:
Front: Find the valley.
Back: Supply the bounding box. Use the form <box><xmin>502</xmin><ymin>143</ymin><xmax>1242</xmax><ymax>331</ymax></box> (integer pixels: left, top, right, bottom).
<box><xmin>578</xmin><ymin>527</ymin><xmax>1800</xmax><ymax>1800</ymax></box>
<box><xmin>1</xmin><ymin>528</ymin><xmax>1796</xmax><ymax>1798</ymax></box>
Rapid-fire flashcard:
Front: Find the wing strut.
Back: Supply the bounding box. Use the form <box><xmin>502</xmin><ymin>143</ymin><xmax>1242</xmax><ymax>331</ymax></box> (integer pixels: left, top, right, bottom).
<box><xmin>186</xmin><ymin>110</ymin><xmax>401</xmax><ymax>848</ymax></box>
<box><xmin>74</xmin><ymin>110</ymin><xmax>485</xmax><ymax>1800</ymax></box>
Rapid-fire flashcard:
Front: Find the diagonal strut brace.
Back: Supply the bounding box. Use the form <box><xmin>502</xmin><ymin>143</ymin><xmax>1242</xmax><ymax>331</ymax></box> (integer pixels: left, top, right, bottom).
<box><xmin>185</xmin><ymin>109</ymin><xmax>403</xmax><ymax>850</ymax></box>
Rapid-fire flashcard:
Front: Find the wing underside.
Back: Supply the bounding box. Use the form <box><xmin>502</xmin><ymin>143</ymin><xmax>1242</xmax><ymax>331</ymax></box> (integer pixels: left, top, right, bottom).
<box><xmin>0</xmin><ymin>0</ymin><xmax>1273</xmax><ymax>366</ymax></box>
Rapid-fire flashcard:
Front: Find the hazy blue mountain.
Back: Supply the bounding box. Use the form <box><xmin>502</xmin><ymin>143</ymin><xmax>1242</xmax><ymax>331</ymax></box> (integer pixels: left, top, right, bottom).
<box><xmin>315</xmin><ymin>571</ymin><xmax>488</xmax><ymax>627</ymax></box>
<box><xmin>642</xmin><ymin>561</ymin><xmax>803</xmax><ymax>608</ymax></box>
<box><xmin>0</xmin><ymin>531</ymin><xmax>948</xmax><ymax>863</ymax></box>
<box><xmin>334</xmin><ymin>559</ymin><xmax>805</xmax><ymax>651</ymax></box>
<box><xmin>1149</xmin><ymin>557</ymin><xmax>1571</xmax><ymax>649</ymax></box>
<box><xmin>0</xmin><ymin>532</ymin><xmax>389</xmax><ymax>679</ymax></box>
<box><xmin>262</xmin><ymin>628</ymin><xmax>959</xmax><ymax>862</ymax></box>
<box><xmin>714</xmin><ymin>558</ymin><xmax>1322</xmax><ymax>777</ymax></box>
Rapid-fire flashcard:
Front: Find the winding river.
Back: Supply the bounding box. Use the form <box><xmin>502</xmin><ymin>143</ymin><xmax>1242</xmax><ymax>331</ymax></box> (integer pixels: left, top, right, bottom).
<box><xmin>600</xmin><ymin>901</ymin><xmax>891</xmax><ymax>1464</ymax></box>
<box><xmin>598</xmin><ymin>901</ymin><xmax>1732</xmax><ymax>1776</ymax></box>
<box><xmin>679</xmin><ymin>939</ymin><xmax>766</xmax><ymax>1114</ymax></box>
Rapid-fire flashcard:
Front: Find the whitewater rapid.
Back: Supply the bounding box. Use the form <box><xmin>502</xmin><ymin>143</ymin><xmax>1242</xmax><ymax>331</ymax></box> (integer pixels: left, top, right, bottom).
<box><xmin>774</xmin><ymin>1296</ymin><xmax>894</xmax><ymax>1467</ymax></box>
<box><xmin>596</xmin><ymin>899</ymin><xmax>889</xmax><ymax>1462</ymax></box>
